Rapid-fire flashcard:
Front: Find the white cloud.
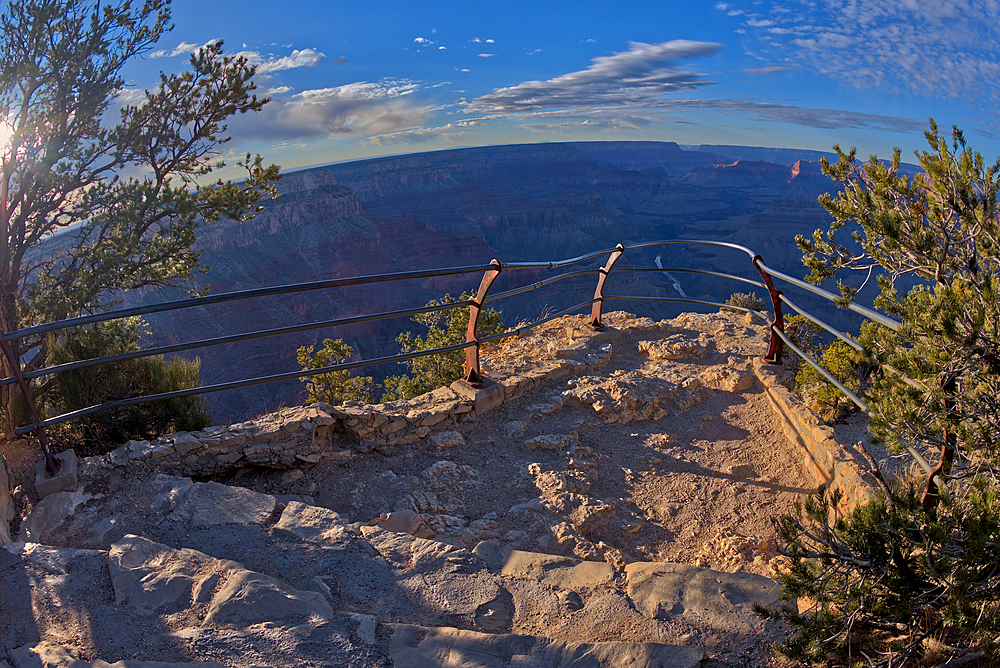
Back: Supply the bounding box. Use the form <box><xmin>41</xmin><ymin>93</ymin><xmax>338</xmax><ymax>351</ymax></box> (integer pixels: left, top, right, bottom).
<box><xmin>265</xmin><ymin>86</ymin><xmax>294</xmax><ymax>95</ymax></box>
<box><xmin>478</xmin><ymin>53</ymin><xmax>497</xmax><ymax>58</ymax></box>
<box><xmin>149</xmin><ymin>41</ymin><xmax>200</xmax><ymax>58</ymax></box>
<box><xmin>485</xmin><ymin>39</ymin><xmax>495</xmax><ymax>44</ymax></box>
<box><xmin>740</xmin><ymin>65</ymin><xmax>796</xmax><ymax>75</ymax></box>
<box><xmin>528</xmin><ymin>48</ymin><xmax>543</xmax><ymax>55</ymax></box>
<box><xmin>724</xmin><ymin>0</ymin><xmax>1000</xmax><ymax>107</ymax></box>
<box><xmin>467</xmin><ymin>40</ymin><xmax>722</xmax><ymax>113</ymax></box>
<box><xmin>439</xmin><ymin>46</ymin><xmax>447</xmax><ymax>50</ymax></box>
<box><xmin>256</xmin><ymin>48</ymin><xmax>326</xmax><ymax>74</ymax></box>
<box><xmin>414</xmin><ymin>37</ymin><xmax>433</xmax><ymax>44</ymax></box>
<box><xmin>469</xmin><ymin>99</ymin><xmax>924</xmax><ymax>134</ymax></box>
<box><xmin>227</xmin><ymin>78</ymin><xmax>433</xmax><ymax>141</ymax></box>
<box><xmin>363</xmin><ymin>122</ymin><xmax>474</xmax><ymax>146</ymax></box>
<box><xmin>745</xmin><ymin>18</ymin><xmax>774</xmax><ymax>26</ymax></box>
<box><xmin>232</xmin><ymin>48</ymin><xmax>327</xmax><ymax>74</ymax></box>
<box><xmin>471</xmin><ymin>37</ymin><xmax>481</xmax><ymax>43</ymax></box>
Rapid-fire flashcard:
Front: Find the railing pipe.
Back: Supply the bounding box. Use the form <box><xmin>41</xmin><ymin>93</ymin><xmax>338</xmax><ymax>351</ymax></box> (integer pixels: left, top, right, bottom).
<box><xmin>483</xmin><ymin>269</ymin><xmax>596</xmax><ymax>304</ymax></box>
<box><xmin>16</xmin><ymin>340</ymin><xmax>477</xmax><ymax>434</ymax></box>
<box><xmin>757</xmin><ymin>264</ymin><xmax>902</xmax><ymax>331</ymax></box>
<box><xmin>479</xmin><ymin>299</ymin><xmax>599</xmax><ymax>345</ymax></box>
<box><xmin>3</xmin><ymin>300</ymin><xmax>474</xmax><ymax>389</ymax></box>
<box><xmin>463</xmin><ymin>260</ymin><xmax>502</xmax><ymax>387</ymax></box>
<box><xmin>779</xmin><ymin>294</ymin><xmax>864</xmax><ymax>352</ymax></box>
<box><xmin>590</xmin><ymin>244</ymin><xmax>625</xmax><ymax>330</ymax></box>
<box><xmin>4</xmin><ymin>263</ymin><xmax>497</xmax><ymax>344</ymax></box>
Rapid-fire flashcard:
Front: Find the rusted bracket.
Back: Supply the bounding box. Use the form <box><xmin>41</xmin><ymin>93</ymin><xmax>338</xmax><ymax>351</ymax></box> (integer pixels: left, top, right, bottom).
<box><xmin>463</xmin><ymin>259</ymin><xmax>502</xmax><ymax>387</ymax></box>
<box><xmin>0</xmin><ymin>336</ymin><xmax>58</xmax><ymax>474</ymax></box>
<box><xmin>590</xmin><ymin>244</ymin><xmax>625</xmax><ymax>330</ymax></box>
<box><xmin>752</xmin><ymin>254</ymin><xmax>785</xmax><ymax>364</ymax></box>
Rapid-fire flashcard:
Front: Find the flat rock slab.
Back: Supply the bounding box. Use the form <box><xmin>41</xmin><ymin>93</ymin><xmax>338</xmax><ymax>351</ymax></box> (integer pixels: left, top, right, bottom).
<box><xmin>474</xmin><ymin>542</ymin><xmax>614</xmax><ymax>590</ymax></box>
<box><xmin>109</xmin><ymin>535</ymin><xmax>332</xmax><ymax>628</ymax></box>
<box><xmin>108</xmin><ymin>535</ymin><xmax>241</xmax><ymax>616</ymax></box>
<box><xmin>388</xmin><ymin>624</ymin><xmax>705</xmax><ymax>668</ymax></box>
<box><xmin>8</xmin><ymin>641</ymin><xmax>225</xmax><ymax>668</ymax></box>
<box><xmin>625</xmin><ymin>562</ymin><xmax>781</xmax><ymax>634</ymax></box>
<box><xmin>168</xmin><ymin>482</ymin><xmax>277</xmax><ymax>527</ymax></box>
<box><xmin>170</xmin><ymin>616</ymin><xmax>381</xmax><ymax>668</ymax></box>
<box><xmin>274</xmin><ymin>500</ymin><xmax>349</xmax><ymax>545</ymax></box>
<box><xmin>362</xmin><ymin>525</ymin><xmax>468</xmax><ymax>572</ymax></box>
<box><xmin>19</xmin><ymin>487</ymin><xmax>94</xmax><ymax>543</ymax></box>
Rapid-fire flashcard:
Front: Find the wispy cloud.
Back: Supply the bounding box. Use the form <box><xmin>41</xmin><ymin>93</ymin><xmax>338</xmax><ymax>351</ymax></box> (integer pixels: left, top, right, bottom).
<box><xmin>227</xmin><ymin>78</ymin><xmax>433</xmax><ymax>141</ymax></box>
<box><xmin>467</xmin><ymin>40</ymin><xmax>722</xmax><ymax>113</ymax></box>
<box><xmin>740</xmin><ymin>65</ymin><xmax>796</xmax><ymax>75</ymax></box>
<box><xmin>478</xmin><ymin>53</ymin><xmax>497</xmax><ymax>58</ymax></box>
<box><xmin>255</xmin><ymin>48</ymin><xmax>326</xmax><ymax>74</ymax></box>
<box><xmin>464</xmin><ymin>99</ymin><xmax>923</xmax><ymax>134</ymax></box>
<box><xmin>721</xmin><ymin>1</ymin><xmax>1000</xmax><ymax>106</ymax></box>
<box><xmin>363</xmin><ymin>121</ymin><xmax>477</xmax><ymax>146</ymax></box>
<box><xmin>149</xmin><ymin>41</ymin><xmax>201</xmax><ymax>58</ymax></box>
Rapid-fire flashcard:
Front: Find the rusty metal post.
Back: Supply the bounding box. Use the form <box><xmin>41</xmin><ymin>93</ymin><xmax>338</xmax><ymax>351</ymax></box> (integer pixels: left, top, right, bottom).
<box><xmin>752</xmin><ymin>255</ymin><xmax>785</xmax><ymax>364</ymax></box>
<box><xmin>463</xmin><ymin>259</ymin><xmax>502</xmax><ymax>387</ymax></box>
<box><xmin>590</xmin><ymin>244</ymin><xmax>625</xmax><ymax>330</ymax></box>
<box><xmin>0</xmin><ymin>336</ymin><xmax>58</xmax><ymax>474</ymax></box>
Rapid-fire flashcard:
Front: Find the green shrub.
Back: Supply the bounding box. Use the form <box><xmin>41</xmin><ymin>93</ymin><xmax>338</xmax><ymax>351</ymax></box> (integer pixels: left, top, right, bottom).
<box><xmin>46</xmin><ymin>317</ymin><xmax>211</xmax><ymax>447</ymax></box>
<box><xmin>297</xmin><ymin>338</ymin><xmax>379</xmax><ymax>404</ymax></box>
<box><xmin>723</xmin><ymin>291</ymin><xmax>765</xmax><ymax>313</ymax></box>
<box><xmin>382</xmin><ymin>292</ymin><xmax>505</xmax><ymax>401</ymax></box>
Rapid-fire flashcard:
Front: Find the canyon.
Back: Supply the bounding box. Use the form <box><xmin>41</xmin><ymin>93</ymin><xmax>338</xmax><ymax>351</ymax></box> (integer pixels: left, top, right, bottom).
<box><xmin>128</xmin><ymin>141</ymin><xmax>897</xmax><ymax>421</ymax></box>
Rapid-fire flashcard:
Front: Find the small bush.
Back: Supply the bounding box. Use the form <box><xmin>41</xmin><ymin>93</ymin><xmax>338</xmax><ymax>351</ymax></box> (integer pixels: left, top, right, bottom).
<box><xmin>46</xmin><ymin>317</ymin><xmax>211</xmax><ymax>447</ymax></box>
<box><xmin>297</xmin><ymin>338</ymin><xmax>379</xmax><ymax>404</ymax></box>
<box><xmin>382</xmin><ymin>292</ymin><xmax>505</xmax><ymax>402</ymax></box>
<box><xmin>724</xmin><ymin>292</ymin><xmax>765</xmax><ymax>313</ymax></box>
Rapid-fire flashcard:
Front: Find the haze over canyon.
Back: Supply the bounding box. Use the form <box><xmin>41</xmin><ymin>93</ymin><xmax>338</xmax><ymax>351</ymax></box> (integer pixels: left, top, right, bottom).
<box><xmin>128</xmin><ymin>141</ymin><xmax>894</xmax><ymax>421</ymax></box>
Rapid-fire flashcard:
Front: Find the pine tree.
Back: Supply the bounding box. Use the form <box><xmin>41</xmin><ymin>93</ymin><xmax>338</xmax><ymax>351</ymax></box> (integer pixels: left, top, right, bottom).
<box><xmin>774</xmin><ymin>121</ymin><xmax>1000</xmax><ymax>666</ymax></box>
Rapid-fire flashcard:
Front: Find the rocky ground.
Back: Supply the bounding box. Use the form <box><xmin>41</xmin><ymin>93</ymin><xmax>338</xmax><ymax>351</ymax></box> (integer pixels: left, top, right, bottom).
<box><xmin>0</xmin><ymin>310</ymin><xmax>871</xmax><ymax>668</ymax></box>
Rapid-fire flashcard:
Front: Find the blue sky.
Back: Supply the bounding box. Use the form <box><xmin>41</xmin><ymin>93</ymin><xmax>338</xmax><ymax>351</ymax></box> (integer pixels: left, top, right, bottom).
<box><xmin>125</xmin><ymin>0</ymin><xmax>1000</xmax><ymax>175</ymax></box>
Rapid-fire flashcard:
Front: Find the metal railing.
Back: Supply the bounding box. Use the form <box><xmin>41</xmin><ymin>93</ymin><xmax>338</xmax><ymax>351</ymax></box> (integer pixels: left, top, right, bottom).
<box><xmin>6</xmin><ymin>237</ymin><xmax>950</xmax><ymax>505</ymax></box>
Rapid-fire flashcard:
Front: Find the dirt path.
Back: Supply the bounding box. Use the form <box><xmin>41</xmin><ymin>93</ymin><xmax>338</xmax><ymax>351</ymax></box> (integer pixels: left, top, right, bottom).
<box><xmin>201</xmin><ymin>311</ymin><xmax>815</xmax><ymax>580</ymax></box>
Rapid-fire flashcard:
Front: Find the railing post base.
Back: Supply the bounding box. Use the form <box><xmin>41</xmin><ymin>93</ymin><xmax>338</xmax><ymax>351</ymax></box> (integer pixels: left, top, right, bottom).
<box><xmin>590</xmin><ymin>244</ymin><xmax>625</xmax><ymax>330</ymax></box>
<box><xmin>752</xmin><ymin>255</ymin><xmax>785</xmax><ymax>365</ymax></box>
<box><xmin>463</xmin><ymin>260</ymin><xmax>502</xmax><ymax>388</ymax></box>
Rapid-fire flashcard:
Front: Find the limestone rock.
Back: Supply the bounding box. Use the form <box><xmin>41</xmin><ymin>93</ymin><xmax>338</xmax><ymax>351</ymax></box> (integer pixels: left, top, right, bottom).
<box><xmin>108</xmin><ymin>536</ymin><xmax>230</xmax><ymax>615</ymax></box>
<box><xmin>361</xmin><ymin>525</ymin><xmax>467</xmax><ymax>572</ymax></box>
<box><xmin>19</xmin><ymin>487</ymin><xmax>93</xmax><ymax>544</ymax></box>
<box><xmin>387</xmin><ymin>624</ymin><xmax>705</xmax><ymax>668</ymax></box>
<box><xmin>203</xmin><ymin>569</ymin><xmax>333</xmax><ymax>627</ymax></box>
<box><xmin>274</xmin><ymin>500</ymin><xmax>349</xmax><ymax>545</ymax></box>
<box><xmin>7</xmin><ymin>641</ymin><xmax>225</xmax><ymax>667</ymax></box>
<box><xmin>168</xmin><ymin>481</ymin><xmax>277</xmax><ymax>527</ymax></box>
<box><xmin>150</xmin><ymin>474</ymin><xmax>193</xmax><ymax>513</ymax></box>
<box><xmin>625</xmin><ymin>562</ymin><xmax>782</xmax><ymax>634</ymax></box>
<box><xmin>523</xmin><ymin>433</ymin><xmax>579</xmax><ymax>451</ymax></box>
<box><xmin>430</xmin><ymin>430</ymin><xmax>465</xmax><ymax>448</ymax></box>
<box><xmin>473</xmin><ymin>541</ymin><xmax>613</xmax><ymax>590</ymax></box>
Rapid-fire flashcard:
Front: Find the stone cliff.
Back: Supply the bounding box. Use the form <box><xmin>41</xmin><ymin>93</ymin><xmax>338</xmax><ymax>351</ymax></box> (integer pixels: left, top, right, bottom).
<box><xmin>121</xmin><ymin>141</ymin><xmax>861</xmax><ymax>422</ymax></box>
<box><xmin>0</xmin><ymin>311</ymin><xmax>886</xmax><ymax>668</ymax></box>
